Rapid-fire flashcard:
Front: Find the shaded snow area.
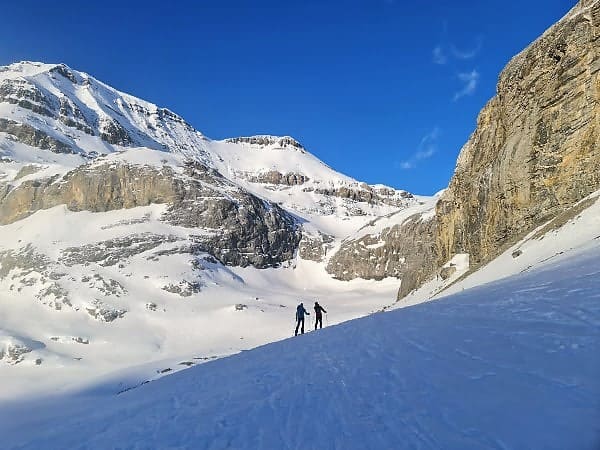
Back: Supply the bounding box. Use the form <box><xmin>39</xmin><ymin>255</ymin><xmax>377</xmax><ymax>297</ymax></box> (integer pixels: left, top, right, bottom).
<box><xmin>1</xmin><ymin>246</ymin><xmax>598</xmax><ymax>450</ymax></box>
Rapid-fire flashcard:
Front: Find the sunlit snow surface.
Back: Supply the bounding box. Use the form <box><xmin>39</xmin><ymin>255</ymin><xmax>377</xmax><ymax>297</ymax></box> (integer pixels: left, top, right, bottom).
<box><xmin>1</xmin><ymin>244</ymin><xmax>598</xmax><ymax>450</ymax></box>
<box><xmin>0</xmin><ymin>61</ymin><xmax>423</xmax><ymax>400</ymax></box>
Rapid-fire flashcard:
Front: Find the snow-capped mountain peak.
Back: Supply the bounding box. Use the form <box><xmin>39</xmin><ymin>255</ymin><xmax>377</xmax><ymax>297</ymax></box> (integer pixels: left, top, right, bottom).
<box><xmin>0</xmin><ymin>60</ymin><xmax>426</xmax><ymax>399</ymax></box>
<box><xmin>0</xmin><ymin>60</ymin><xmax>211</xmax><ymax>162</ymax></box>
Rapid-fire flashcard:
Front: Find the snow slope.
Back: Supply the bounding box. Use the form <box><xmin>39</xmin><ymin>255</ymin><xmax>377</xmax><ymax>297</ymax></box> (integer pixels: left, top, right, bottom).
<box><xmin>1</xmin><ymin>243</ymin><xmax>598</xmax><ymax>449</ymax></box>
<box><xmin>0</xmin><ymin>203</ymin><xmax>403</xmax><ymax>400</ymax></box>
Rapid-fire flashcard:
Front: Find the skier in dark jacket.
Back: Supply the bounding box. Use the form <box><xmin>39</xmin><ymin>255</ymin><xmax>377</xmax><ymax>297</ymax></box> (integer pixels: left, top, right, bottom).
<box><xmin>314</xmin><ymin>301</ymin><xmax>327</xmax><ymax>330</ymax></box>
<box><xmin>295</xmin><ymin>302</ymin><xmax>310</xmax><ymax>336</ymax></box>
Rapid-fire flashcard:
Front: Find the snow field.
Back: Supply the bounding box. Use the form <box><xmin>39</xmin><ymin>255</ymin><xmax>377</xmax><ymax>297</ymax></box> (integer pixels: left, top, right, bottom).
<box><xmin>0</xmin><ymin>244</ymin><xmax>598</xmax><ymax>449</ymax></box>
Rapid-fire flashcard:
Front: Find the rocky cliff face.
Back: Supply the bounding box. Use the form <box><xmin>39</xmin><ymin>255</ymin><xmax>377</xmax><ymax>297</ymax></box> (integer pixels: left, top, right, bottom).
<box><xmin>397</xmin><ymin>0</ymin><xmax>600</xmax><ymax>297</ymax></box>
<box><xmin>0</xmin><ymin>118</ymin><xmax>73</xmax><ymax>153</ymax></box>
<box><xmin>0</xmin><ymin>158</ymin><xmax>300</xmax><ymax>269</ymax></box>
<box><xmin>436</xmin><ymin>0</ymin><xmax>598</xmax><ymax>264</ymax></box>
<box><xmin>224</xmin><ymin>136</ymin><xmax>307</xmax><ymax>152</ymax></box>
<box><xmin>327</xmin><ymin>212</ymin><xmax>436</xmax><ymax>283</ymax></box>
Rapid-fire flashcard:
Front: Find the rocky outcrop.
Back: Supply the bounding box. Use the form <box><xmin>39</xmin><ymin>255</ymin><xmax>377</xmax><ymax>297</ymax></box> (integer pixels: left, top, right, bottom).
<box><xmin>0</xmin><ymin>163</ymin><xmax>173</xmax><ymax>224</ymax></box>
<box><xmin>0</xmin><ymin>160</ymin><xmax>301</xmax><ymax>269</ymax></box>
<box><xmin>61</xmin><ymin>234</ymin><xmax>179</xmax><ymax>267</ymax></box>
<box><xmin>162</xmin><ymin>280</ymin><xmax>203</xmax><ymax>297</ymax></box>
<box><xmin>99</xmin><ymin>117</ymin><xmax>132</xmax><ymax>146</ymax></box>
<box><xmin>0</xmin><ymin>341</ymin><xmax>33</xmax><ymax>364</ymax></box>
<box><xmin>49</xmin><ymin>63</ymin><xmax>77</xmax><ymax>83</ymax></box>
<box><xmin>244</xmin><ymin>170</ymin><xmax>309</xmax><ymax>186</ymax></box>
<box><xmin>225</xmin><ymin>135</ymin><xmax>306</xmax><ymax>152</ymax></box>
<box><xmin>327</xmin><ymin>213</ymin><xmax>436</xmax><ymax>283</ymax></box>
<box><xmin>58</xmin><ymin>96</ymin><xmax>94</xmax><ymax>135</ymax></box>
<box><xmin>85</xmin><ymin>300</ymin><xmax>127</xmax><ymax>322</ymax></box>
<box><xmin>164</xmin><ymin>162</ymin><xmax>301</xmax><ymax>268</ymax></box>
<box><xmin>0</xmin><ymin>118</ymin><xmax>73</xmax><ymax>153</ymax></box>
<box><xmin>399</xmin><ymin>0</ymin><xmax>600</xmax><ymax>297</ymax></box>
<box><xmin>0</xmin><ymin>78</ymin><xmax>54</xmax><ymax>117</ymax></box>
<box><xmin>0</xmin><ymin>244</ymin><xmax>71</xmax><ymax>310</ymax></box>
<box><xmin>298</xmin><ymin>232</ymin><xmax>334</xmax><ymax>262</ymax></box>
<box><xmin>312</xmin><ymin>185</ymin><xmax>413</xmax><ymax>208</ymax></box>
<box><xmin>0</xmin><ymin>244</ymin><xmax>57</xmax><ymax>281</ymax></box>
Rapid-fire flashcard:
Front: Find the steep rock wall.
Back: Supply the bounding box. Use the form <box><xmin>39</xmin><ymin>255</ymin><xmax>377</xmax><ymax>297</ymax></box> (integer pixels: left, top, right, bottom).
<box><xmin>327</xmin><ymin>213</ymin><xmax>436</xmax><ymax>283</ymax></box>
<box><xmin>436</xmin><ymin>0</ymin><xmax>599</xmax><ymax>268</ymax></box>
<box><xmin>0</xmin><ymin>161</ymin><xmax>300</xmax><ymax>268</ymax></box>
<box><xmin>392</xmin><ymin>0</ymin><xmax>600</xmax><ymax>298</ymax></box>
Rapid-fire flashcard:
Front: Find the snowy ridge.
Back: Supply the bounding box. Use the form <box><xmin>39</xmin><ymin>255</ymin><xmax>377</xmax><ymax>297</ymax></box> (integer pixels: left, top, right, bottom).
<box><xmin>0</xmin><ymin>61</ymin><xmax>211</xmax><ymax>162</ymax></box>
<box><xmin>0</xmin><ymin>61</ymin><xmax>419</xmax><ymax>230</ymax></box>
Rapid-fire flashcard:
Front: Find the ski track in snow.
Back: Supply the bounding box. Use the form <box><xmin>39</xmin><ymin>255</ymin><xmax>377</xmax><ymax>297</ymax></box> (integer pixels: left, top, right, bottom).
<box><xmin>0</xmin><ymin>246</ymin><xmax>598</xmax><ymax>450</ymax></box>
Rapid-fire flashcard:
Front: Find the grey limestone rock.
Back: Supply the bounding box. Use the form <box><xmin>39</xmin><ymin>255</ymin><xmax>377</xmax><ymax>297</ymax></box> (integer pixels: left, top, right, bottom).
<box><xmin>298</xmin><ymin>232</ymin><xmax>334</xmax><ymax>262</ymax></box>
<box><xmin>327</xmin><ymin>213</ymin><xmax>436</xmax><ymax>287</ymax></box>
<box><xmin>313</xmin><ymin>185</ymin><xmax>411</xmax><ymax>208</ymax></box>
<box><xmin>99</xmin><ymin>117</ymin><xmax>132</xmax><ymax>146</ymax></box>
<box><xmin>243</xmin><ymin>170</ymin><xmax>309</xmax><ymax>186</ymax></box>
<box><xmin>0</xmin><ymin>118</ymin><xmax>73</xmax><ymax>154</ymax></box>
<box><xmin>0</xmin><ymin>78</ymin><xmax>54</xmax><ymax>117</ymax></box>
<box><xmin>86</xmin><ymin>300</ymin><xmax>127</xmax><ymax>322</ymax></box>
<box><xmin>162</xmin><ymin>280</ymin><xmax>203</xmax><ymax>297</ymax></box>
<box><xmin>225</xmin><ymin>135</ymin><xmax>306</xmax><ymax>152</ymax></box>
<box><xmin>0</xmin><ymin>343</ymin><xmax>32</xmax><ymax>365</ymax></box>
<box><xmin>61</xmin><ymin>234</ymin><xmax>178</xmax><ymax>267</ymax></box>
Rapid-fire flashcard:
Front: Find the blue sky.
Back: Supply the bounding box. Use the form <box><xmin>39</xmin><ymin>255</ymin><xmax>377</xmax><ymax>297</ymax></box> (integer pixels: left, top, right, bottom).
<box><xmin>1</xmin><ymin>0</ymin><xmax>574</xmax><ymax>194</ymax></box>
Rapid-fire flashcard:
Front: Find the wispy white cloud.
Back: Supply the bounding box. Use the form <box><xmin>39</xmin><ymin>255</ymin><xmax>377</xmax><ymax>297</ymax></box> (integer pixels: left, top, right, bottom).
<box><xmin>450</xmin><ymin>37</ymin><xmax>483</xmax><ymax>60</ymax></box>
<box><xmin>399</xmin><ymin>127</ymin><xmax>441</xmax><ymax>170</ymax></box>
<box><xmin>432</xmin><ymin>26</ymin><xmax>483</xmax><ymax>70</ymax></box>
<box><xmin>432</xmin><ymin>45</ymin><xmax>448</xmax><ymax>65</ymax></box>
<box><xmin>431</xmin><ymin>25</ymin><xmax>483</xmax><ymax>103</ymax></box>
<box><xmin>453</xmin><ymin>70</ymin><xmax>480</xmax><ymax>101</ymax></box>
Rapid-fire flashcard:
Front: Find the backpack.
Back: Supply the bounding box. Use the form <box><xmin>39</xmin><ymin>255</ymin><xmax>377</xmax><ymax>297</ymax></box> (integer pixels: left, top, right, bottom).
<box><xmin>296</xmin><ymin>304</ymin><xmax>303</xmax><ymax>321</ymax></box>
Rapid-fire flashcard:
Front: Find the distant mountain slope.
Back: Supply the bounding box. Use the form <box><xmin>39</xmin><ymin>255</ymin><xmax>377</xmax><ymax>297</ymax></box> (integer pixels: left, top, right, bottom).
<box><xmin>0</xmin><ymin>61</ymin><xmax>418</xmax><ymax>230</ymax></box>
<box><xmin>0</xmin><ymin>61</ymin><xmax>419</xmax><ymax>399</ymax></box>
<box><xmin>1</xmin><ymin>243</ymin><xmax>598</xmax><ymax>449</ymax></box>
<box><xmin>0</xmin><ymin>61</ymin><xmax>211</xmax><ymax>159</ymax></box>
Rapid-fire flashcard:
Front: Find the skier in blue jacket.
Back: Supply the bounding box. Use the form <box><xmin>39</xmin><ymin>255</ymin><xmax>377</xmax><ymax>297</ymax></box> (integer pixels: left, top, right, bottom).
<box><xmin>295</xmin><ymin>302</ymin><xmax>310</xmax><ymax>336</ymax></box>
